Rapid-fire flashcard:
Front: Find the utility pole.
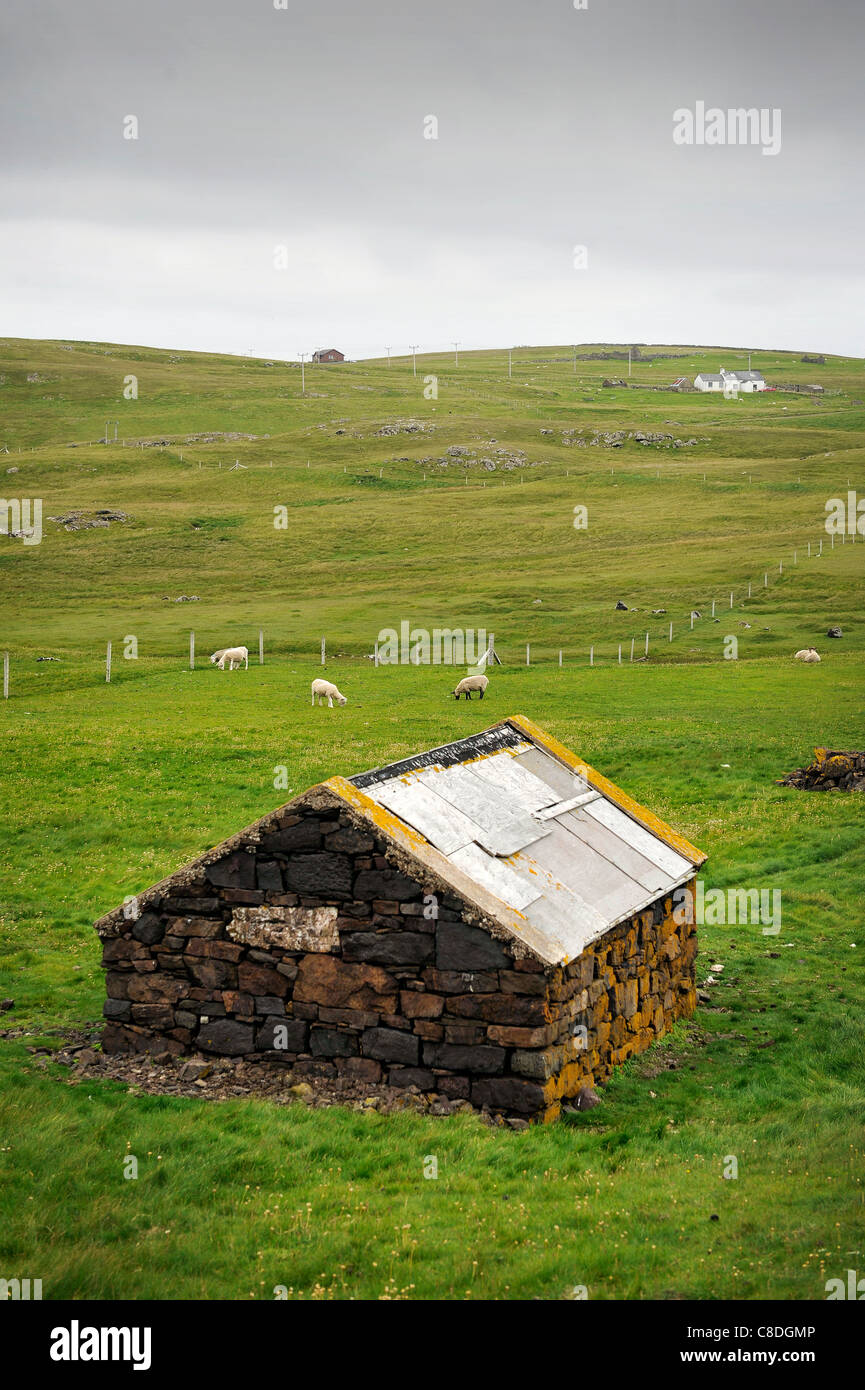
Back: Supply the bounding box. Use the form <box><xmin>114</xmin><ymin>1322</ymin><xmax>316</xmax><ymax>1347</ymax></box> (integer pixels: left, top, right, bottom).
<box><xmin>573</xmin><ymin>345</ymin><xmax>577</xmax><ymax>376</ymax></box>
<box><xmin>298</xmin><ymin>352</ymin><xmax>307</xmax><ymax>394</ymax></box>
<box><xmin>628</xmin><ymin>347</ymin><xmax>632</xmax><ymax>378</ymax></box>
<box><xmin>409</xmin><ymin>344</ymin><xmax>419</xmax><ymax>378</ymax></box>
<box><xmin>386</xmin><ymin>346</ymin><xmax>391</xmax><ymax>368</ymax></box>
<box><xmin>508</xmin><ymin>348</ymin><xmax>512</xmax><ymax>379</ymax></box>
<box><xmin>452</xmin><ymin>341</ymin><xmax>460</xmax><ymax>367</ymax></box>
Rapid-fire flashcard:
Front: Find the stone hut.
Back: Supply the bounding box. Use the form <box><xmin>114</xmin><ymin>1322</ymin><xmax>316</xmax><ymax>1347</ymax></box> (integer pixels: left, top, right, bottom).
<box><xmin>94</xmin><ymin>717</ymin><xmax>706</xmax><ymax>1122</ymax></box>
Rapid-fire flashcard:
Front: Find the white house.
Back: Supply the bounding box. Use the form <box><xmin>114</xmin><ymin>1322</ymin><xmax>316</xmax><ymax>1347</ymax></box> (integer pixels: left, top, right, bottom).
<box><xmin>694</xmin><ymin>367</ymin><xmax>767</xmax><ymax>394</ymax></box>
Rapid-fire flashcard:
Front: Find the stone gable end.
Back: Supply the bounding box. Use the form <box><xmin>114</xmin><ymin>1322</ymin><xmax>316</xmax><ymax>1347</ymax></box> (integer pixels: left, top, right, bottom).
<box><xmin>99</xmin><ymin>800</ymin><xmax>698</xmax><ymax>1121</ymax></box>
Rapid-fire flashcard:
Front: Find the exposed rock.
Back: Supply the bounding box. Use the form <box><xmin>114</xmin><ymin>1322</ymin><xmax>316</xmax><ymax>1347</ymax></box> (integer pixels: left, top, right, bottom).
<box><xmin>778</xmin><ymin>748</ymin><xmax>865</xmax><ymax>792</ymax></box>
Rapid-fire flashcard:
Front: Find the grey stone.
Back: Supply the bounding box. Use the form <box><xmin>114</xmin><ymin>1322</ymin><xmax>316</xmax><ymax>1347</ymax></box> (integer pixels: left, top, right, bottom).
<box><xmin>435</xmin><ymin>921</ymin><xmax>509</xmax><ymax>972</ymax></box>
<box><xmin>131</xmin><ymin>912</ymin><xmax>164</xmax><ymax>945</ymax></box>
<box><xmin>309</xmin><ymin>1027</ymin><xmax>359</xmax><ymax>1058</ymax></box>
<box><xmin>284</xmin><ymin>852</ymin><xmax>353</xmax><ymax>897</ymax></box>
<box><xmin>102</xmin><ymin>998</ymin><xmax>131</xmax><ymax>1021</ymax></box>
<box><xmin>361</xmin><ymin>1027</ymin><xmax>419</xmax><ymax>1065</ymax></box>
<box><xmin>196</xmin><ymin>1018</ymin><xmax>255</xmax><ymax>1055</ymax></box>
<box><xmin>354</xmin><ymin>869</ymin><xmax>421</xmax><ymax>901</ymax></box>
<box><xmin>260</xmin><ymin>820</ymin><xmax>321</xmax><ymax>853</ymax></box>
<box><xmin>342</xmin><ymin>932</ymin><xmax>434</xmax><ymax>966</ymax></box>
<box><xmin>256</xmin><ymin>1017</ymin><xmax>308</xmax><ymax>1052</ymax></box>
<box><xmin>423</xmin><ymin>1042</ymin><xmax>505</xmax><ymax>1074</ymax></box>
<box><xmin>205</xmin><ymin>850</ymin><xmax>256</xmax><ymax>891</ymax></box>
<box><xmin>256</xmin><ymin>860</ymin><xmax>284</xmax><ymax>892</ymax></box>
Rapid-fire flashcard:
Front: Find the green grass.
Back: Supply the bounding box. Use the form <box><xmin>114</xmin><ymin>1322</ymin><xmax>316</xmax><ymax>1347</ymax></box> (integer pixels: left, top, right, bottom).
<box><xmin>0</xmin><ymin>337</ymin><xmax>863</xmax><ymax>1299</ymax></box>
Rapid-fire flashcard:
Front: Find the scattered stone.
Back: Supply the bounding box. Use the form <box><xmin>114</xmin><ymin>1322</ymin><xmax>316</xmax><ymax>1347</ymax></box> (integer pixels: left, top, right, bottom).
<box><xmin>778</xmin><ymin>748</ymin><xmax>865</xmax><ymax>792</ymax></box>
<box><xmin>574</xmin><ymin>1086</ymin><xmax>601</xmax><ymax>1110</ymax></box>
<box><xmin>288</xmin><ymin>1082</ymin><xmax>314</xmax><ymax>1101</ymax></box>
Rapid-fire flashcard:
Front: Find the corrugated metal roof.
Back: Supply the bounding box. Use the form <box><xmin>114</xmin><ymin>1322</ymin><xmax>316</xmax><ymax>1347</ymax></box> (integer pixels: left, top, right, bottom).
<box><xmin>351</xmin><ymin>723</ymin><xmax>697</xmax><ymax>957</ymax></box>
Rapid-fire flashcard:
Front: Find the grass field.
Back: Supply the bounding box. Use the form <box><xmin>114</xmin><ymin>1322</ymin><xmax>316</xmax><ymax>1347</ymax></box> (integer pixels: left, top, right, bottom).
<box><xmin>1</xmin><ymin>338</ymin><xmax>863</xmax><ymax>1299</ymax></box>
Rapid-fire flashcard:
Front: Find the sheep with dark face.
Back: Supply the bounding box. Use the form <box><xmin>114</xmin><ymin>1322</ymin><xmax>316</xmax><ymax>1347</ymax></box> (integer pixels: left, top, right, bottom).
<box><xmin>453</xmin><ymin>673</ymin><xmax>489</xmax><ymax>700</ymax></box>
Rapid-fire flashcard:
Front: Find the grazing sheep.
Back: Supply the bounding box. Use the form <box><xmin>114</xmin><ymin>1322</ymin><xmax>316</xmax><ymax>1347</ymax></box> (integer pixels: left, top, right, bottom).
<box><xmin>211</xmin><ymin>645</ymin><xmax>248</xmax><ymax>670</ymax></box>
<box><xmin>311</xmin><ymin>678</ymin><xmax>347</xmax><ymax>707</ymax></box>
<box><xmin>794</xmin><ymin>648</ymin><xmax>821</xmax><ymax>663</ymax></box>
<box><xmin>454</xmin><ymin>673</ymin><xmax>489</xmax><ymax>700</ymax></box>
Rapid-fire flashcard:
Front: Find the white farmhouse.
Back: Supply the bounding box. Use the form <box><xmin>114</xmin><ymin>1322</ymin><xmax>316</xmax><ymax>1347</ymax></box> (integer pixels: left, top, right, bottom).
<box><xmin>694</xmin><ymin>367</ymin><xmax>767</xmax><ymax>394</ymax></box>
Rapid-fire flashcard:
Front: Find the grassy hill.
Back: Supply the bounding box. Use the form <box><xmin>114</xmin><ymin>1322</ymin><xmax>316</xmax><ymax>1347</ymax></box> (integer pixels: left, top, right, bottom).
<box><xmin>0</xmin><ymin>337</ymin><xmax>863</xmax><ymax>1300</ymax></box>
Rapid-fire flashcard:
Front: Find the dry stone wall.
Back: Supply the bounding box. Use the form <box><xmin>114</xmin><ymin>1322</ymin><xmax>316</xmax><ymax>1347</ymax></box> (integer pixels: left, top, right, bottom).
<box><xmin>100</xmin><ymin>803</ymin><xmax>698</xmax><ymax>1121</ymax></box>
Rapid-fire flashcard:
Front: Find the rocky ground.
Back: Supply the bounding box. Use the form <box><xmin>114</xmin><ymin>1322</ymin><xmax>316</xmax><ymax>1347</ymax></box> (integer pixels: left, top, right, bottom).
<box><xmin>4</xmin><ymin>1023</ymin><xmax>543</xmax><ymax>1126</ymax></box>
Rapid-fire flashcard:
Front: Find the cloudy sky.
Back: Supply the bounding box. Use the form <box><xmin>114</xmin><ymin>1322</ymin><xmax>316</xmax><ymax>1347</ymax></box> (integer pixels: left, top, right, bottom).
<box><xmin>1</xmin><ymin>0</ymin><xmax>862</xmax><ymax>360</ymax></box>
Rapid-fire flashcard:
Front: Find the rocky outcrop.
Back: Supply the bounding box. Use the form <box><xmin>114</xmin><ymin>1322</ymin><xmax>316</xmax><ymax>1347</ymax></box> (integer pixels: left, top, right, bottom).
<box><xmin>778</xmin><ymin>749</ymin><xmax>865</xmax><ymax>792</ymax></box>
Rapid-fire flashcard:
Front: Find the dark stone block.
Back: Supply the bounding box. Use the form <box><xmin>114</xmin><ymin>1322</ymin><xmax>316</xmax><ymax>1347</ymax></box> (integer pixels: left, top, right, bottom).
<box><xmin>254</xmin><ymin>995</ymin><xmax>287</xmax><ymax>1015</ymax></box>
<box><xmin>256</xmin><ymin>1017</ymin><xmax>308</xmax><ymax>1052</ymax></box>
<box><xmin>256</xmin><ymin>860</ymin><xmax>284</xmax><ymax>893</ymax></box>
<box><xmin>354</xmin><ymin>868</ymin><xmax>422</xmax><ymax>901</ymax></box>
<box><xmin>260</xmin><ymin>820</ymin><xmax>322</xmax><ymax>853</ymax></box>
<box><xmin>188</xmin><ymin>958</ymin><xmax>237</xmax><ymax>990</ymax></box>
<box><xmin>197</xmin><ymin>1019</ymin><xmax>255</xmax><ymax>1055</ymax></box>
<box><xmin>388</xmin><ymin>1067</ymin><xmax>435</xmax><ymax>1090</ymax></box>
<box><xmin>284</xmin><ymin>852</ymin><xmax>353</xmax><ymax>898</ymax></box>
<box><xmin>342</xmin><ymin>932</ymin><xmax>434</xmax><ymax>966</ymax></box>
<box><xmin>436</xmin><ymin>921</ymin><xmax>509</xmax><ymax>971</ymax></box>
<box><xmin>471</xmin><ymin>1076</ymin><xmax>546</xmax><ymax>1115</ymax></box>
<box><xmin>131</xmin><ymin>912</ymin><xmax>164</xmax><ymax>945</ymax></box>
<box><xmin>309</xmin><ymin>1026</ymin><xmax>359</xmax><ymax>1058</ymax></box>
<box><xmin>167</xmin><ymin>897</ymin><xmax>223</xmax><ymax>915</ymax></box>
<box><xmin>423</xmin><ymin>1042</ymin><xmax>506</xmax><ymax>1075</ymax></box>
<box><xmin>103</xmin><ymin>998</ymin><xmax>131</xmax><ymax>1021</ymax></box>
<box><xmin>325</xmin><ymin>826</ymin><xmax>375</xmax><ymax>854</ymax></box>
<box><xmin>361</xmin><ymin>1027</ymin><xmax>419</xmax><ymax>1065</ymax></box>
<box><xmin>204</xmin><ymin>850</ymin><xmax>256</xmax><ymax>891</ymax></box>
<box><xmin>422</xmin><ymin>968</ymin><xmax>499</xmax><ymax>994</ymax></box>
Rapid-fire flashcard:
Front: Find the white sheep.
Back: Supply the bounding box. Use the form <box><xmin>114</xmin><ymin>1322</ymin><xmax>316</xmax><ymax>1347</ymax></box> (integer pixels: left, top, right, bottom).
<box><xmin>794</xmin><ymin>648</ymin><xmax>821</xmax><ymax>663</ymax></box>
<box><xmin>453</xmin><ymin>673</ymin><xmax>489</xmax><ymax>700</ymax></box>
<box><xmin>211</xmin><ymin>646</ymin><xmax>248</xmax><ymax>670</ymax></box>
<box><xmin>311</xmin><ymin>677</ymin><xmax>347</xmax><ymax>707</ymax></box>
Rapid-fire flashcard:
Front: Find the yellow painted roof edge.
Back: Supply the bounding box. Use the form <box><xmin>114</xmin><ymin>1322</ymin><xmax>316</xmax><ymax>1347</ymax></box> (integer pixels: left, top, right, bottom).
<box><xmin>504</xmin><ymin>715</ymin><xmax>708</xmax><ymax>867</ymax></box>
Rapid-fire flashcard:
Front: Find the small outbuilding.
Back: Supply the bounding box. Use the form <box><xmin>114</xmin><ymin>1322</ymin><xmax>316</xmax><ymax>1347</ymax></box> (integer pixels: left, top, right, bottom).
<box><xmin>94</xmin><ymin>717</ymin><xmax>705</xmax><ymax>1121</ymax></box>
<box><xmin>312</xmin><ymin>348</ymin><xmax>345</xmax><ymax>363</ymax></box>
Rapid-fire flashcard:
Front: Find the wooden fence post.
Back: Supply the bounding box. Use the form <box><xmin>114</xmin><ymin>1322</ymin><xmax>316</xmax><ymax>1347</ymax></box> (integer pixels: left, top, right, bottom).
<box><xmin>589</xmin><ymin>646</ymin><xmax>594</xmax><ymax>666</ymax></box>
<box><xmin>669</xmin><ymin>622</ymin><xmax>673</xmax><ymax>642</ymax></box>
<box><xmin>321</xmin><ymin>636</ymin><xmax>326</xmax><ymax>666</ymax></box>
<box><xmin>106</xmin><ymin>641</ymin><xmax>112</xmax><ymax>683</ymax></box>
<box><xmin>189</xmin><ymin>632</ymin><xmax>195</xmax><ymax>669</ymax></box>
<box><xmin>526</xmin><ymin>644</ymin><xmax>530</xmax><ymax>666</ymax></box>
<box><xmin>2</xmin><ymin>651</ymin><xmax>8</xmax><ymax>700</ymax></box>
<box><xmin>259</xmin><ymin>630</ymin><xmax>264</xmax><ymax>665</ymax></box>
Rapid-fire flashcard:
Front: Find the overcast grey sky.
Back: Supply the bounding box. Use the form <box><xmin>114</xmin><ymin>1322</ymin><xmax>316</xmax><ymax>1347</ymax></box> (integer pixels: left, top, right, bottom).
<box><xmin>1</xmin><ymin>0</ymin><xmax>862</xmax><ymax>360</ymax></box>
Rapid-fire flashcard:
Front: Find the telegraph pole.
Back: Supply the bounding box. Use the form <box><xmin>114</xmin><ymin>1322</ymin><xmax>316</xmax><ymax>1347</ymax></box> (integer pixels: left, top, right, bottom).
<box><xmin>409</xmin><ymin>344</ymin><xmax>419</xmax><ymax>378</ymax></box>
<box><xmin>452</xmin><ymin>341</ymin><xmax>460</xmax><ymax>367</ymax></box>
<box><xmin>298</xmin><ymin>352</ymin><xmax>307</xmax><ymax>394</ymax></box>
<box><xmin>508</xmin><ymin>348</ymin><xmax>512</xmax><ymax>380</ymax></box>
<box><xmin>573</xmin><ymin>345</ymin><xmax>577</xmax><ymax>376</ymax></box>
<box><xmin>386</xmin><ymin>346</ymin><xmax>391</xmax><ymax>368</ymax></box>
